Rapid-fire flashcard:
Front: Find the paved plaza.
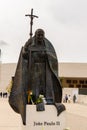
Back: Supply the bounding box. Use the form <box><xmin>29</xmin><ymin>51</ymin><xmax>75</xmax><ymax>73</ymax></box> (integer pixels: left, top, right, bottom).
<box><xmin>0</xmin><ymin>98</ymin><xmax>87</xmax><ymax>130</ymax></box>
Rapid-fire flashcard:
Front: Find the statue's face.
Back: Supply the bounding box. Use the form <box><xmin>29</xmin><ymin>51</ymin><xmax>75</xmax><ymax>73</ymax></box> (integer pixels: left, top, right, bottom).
<box><xmin>35</xmin><ymin>30</ymin><xmax>44</xmax><ymax>43</ymax></box>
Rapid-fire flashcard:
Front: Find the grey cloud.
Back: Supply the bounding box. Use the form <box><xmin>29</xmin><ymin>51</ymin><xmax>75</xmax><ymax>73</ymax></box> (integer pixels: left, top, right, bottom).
<box><xmin>0</xmin><ymin>40</ymin><xmax>8</xmax><ymax>46</ymax></box>
<box><xmin>48</xmin><ymin>0</ymin><xmax>87</xmax><ymax>25</ymax></box>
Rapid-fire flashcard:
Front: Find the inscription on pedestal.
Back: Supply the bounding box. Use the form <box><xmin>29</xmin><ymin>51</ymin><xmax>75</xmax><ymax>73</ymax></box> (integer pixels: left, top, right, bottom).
<box><xmin>33</xmin><ymin>121</ymin><xmax>60</xmax><ymax>126</ymax></box>
<box><xmin>21</xmin><ymin>105</ymin><xmax>66</xmax><ymax>130</ymax></box>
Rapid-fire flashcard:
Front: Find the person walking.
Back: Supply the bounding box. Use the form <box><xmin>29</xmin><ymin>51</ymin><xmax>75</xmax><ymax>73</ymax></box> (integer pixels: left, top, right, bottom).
<box><xmin>73</xmin><ymin>94</ymin><xmax>76</xmax><ymax>103</ymax></box>
<box><xmin>65</xmin><ymin>94</ymin><xmax>68</xmax><ymax>103</ymax></box>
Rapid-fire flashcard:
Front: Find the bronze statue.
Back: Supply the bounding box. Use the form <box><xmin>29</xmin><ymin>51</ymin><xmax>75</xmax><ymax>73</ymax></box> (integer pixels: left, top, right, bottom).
<box><xmin>9</xmin><ymin>9</ymin><xmax>65</xmax><ymax>125</ymax></box>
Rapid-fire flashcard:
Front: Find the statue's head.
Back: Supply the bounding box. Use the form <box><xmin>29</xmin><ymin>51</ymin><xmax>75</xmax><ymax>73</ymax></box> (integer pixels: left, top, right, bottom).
<box><xmin>35</xmin><ymin>29</ymin><xmax>45</xmax><ymax>42</ymax></box>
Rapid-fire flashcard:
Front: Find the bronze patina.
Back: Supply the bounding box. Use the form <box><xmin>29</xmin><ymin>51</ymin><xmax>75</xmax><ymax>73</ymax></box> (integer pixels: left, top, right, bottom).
<box><xmin>9</xmin><ymin>9</ymin><xmax>65</xmax><ymax>125</ymax></box>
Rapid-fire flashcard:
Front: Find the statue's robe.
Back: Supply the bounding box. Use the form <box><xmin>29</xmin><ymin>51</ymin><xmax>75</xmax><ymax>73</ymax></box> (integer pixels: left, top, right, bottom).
<box><xmin>9</xmin><ymin>37</ymin><xmax>62</xmax><ymax>125</ymax></box>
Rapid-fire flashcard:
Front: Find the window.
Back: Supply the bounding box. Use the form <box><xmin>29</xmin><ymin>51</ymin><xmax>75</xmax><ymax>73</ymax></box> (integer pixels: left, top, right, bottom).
<box><xmin>69</xmin><ymin>84</ymin><xmax>74</xmax><ymax>88</ymax></box>
<box><xmin>79</xmin><ymin>80</ymin><xmax>84</xmax><ymax>84</ymax></box>
<box><xmin>76</xmin><ymin>84</ymin><xmax>81</xmax><ymax>88</ymax></box>
<box><xmin>73</xmin><ymin>80</ymin><xmax>78</xmax><ymax>84</ymax></box>
<box><xmin>82</xmin><ymin>85</ymin><xmax>87</xmax><ymax>88</ymax></box>
<box><xmin>66</xmin><ymin>80</ymin><xmax>71</xmax><ymax>83</ymax></box>
<box><xmin>85</xmin><ymin>80</ymin><xmax>87</xmax><ymax>84</ymax></box>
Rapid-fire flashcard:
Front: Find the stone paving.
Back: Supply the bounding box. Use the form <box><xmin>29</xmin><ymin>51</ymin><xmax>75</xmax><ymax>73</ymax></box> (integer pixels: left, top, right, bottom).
<box><xmin>0</xmin><ymin>98</ymin><xmax>22</xmax><ymax>130</ymax></box>
<box><xmin>0</xmin><ymin>98</ymin><xmax>87</xmax><ymax>130</ymax></box>
<box><xmin>64</xmin><ymin>103</ymin><xmax>87</xmax><ymax>130</ymax></box>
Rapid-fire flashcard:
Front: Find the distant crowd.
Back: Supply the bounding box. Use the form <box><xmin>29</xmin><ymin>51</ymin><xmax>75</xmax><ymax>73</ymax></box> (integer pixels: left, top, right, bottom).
<box><xmin>0</xmin><ymin>92</ymin><xmax>8</xmax><ymax>98</ymax></box>
<box><xmin>63</xmin><ymin>94</ymin><xmax>77</xmax><ymax>103</ymax></box>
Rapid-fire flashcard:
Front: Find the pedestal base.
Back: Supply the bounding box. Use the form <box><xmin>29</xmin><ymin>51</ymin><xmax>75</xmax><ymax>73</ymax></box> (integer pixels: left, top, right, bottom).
<box><xmin>22</xmin><ymin>105</ymin><xmax>66</xmax><ymax>130</ymax></box>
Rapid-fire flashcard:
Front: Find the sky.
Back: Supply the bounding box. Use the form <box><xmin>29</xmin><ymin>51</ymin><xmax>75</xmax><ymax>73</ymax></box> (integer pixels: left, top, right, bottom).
<box><xmin>0</xmin><ymin>0</ymin><xmax>87</xmax><ymax>63</ymax></box>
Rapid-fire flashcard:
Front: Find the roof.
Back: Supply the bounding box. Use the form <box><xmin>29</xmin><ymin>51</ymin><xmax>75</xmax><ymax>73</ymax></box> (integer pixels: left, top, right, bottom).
<box><xmin>1</xmin><ymin>62</ymin><xmax>87</xmax><ymax>78</ymax></box>
<box><xmin>59</xmin><ymin>62</ymin><xmax>87</xmax><ymax>77</ymax></box>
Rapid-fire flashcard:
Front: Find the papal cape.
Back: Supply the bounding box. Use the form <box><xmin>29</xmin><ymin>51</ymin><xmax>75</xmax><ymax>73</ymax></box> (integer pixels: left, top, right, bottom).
<box><xmin>9</xmin><ymin>37</ymin><xmax>62</xmax><ymax>125</ymax></box>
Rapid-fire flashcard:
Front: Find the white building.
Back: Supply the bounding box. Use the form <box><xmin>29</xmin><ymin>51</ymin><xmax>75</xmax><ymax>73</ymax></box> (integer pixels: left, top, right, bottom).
<box><xmin>0</xmin><ymin>62</ymin><xmax>87</xmax><ymax>91</ymax></box>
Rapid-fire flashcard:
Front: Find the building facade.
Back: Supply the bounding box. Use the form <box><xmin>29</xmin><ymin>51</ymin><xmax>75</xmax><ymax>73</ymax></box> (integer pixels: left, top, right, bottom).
<box><xmin>59</xmin><ymin>63</ymin><xmax>87</xmax><ymax>88</ymax></box>
<box><xmin>0</xmin><ymin>62</ymin><xmax>87</xmax><ymax>91</ymax></box>
<box><xmin>60</xmin><ymin>77</ymin><xmax>87</xmax><ymax>88</ymax></box>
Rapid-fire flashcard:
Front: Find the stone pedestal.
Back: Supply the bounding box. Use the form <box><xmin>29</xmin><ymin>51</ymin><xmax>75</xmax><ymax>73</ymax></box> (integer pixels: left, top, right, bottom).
<box><xmin>22</xmin><ymin>105</ymin><xmax>66</xmax><ymax>130</ymax></box>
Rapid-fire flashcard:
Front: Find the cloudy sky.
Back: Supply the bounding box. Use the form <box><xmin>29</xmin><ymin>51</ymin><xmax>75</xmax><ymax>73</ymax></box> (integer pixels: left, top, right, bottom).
<box><xmin>0</xmin><ymin>0</ymin><xmax>87</xmax><ymax>63</ymax></box>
